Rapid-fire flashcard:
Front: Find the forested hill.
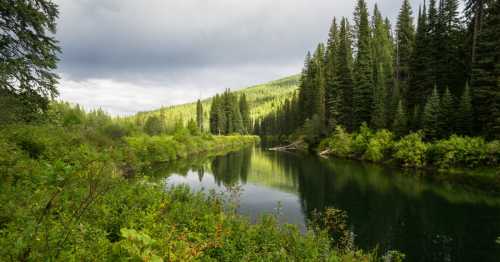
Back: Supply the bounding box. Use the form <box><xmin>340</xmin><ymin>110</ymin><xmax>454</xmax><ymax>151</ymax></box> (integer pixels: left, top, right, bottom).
<box><xmin>131</xmin><ymin>74</ymin><xmax>299</xmax><ymax>129</ymax></box>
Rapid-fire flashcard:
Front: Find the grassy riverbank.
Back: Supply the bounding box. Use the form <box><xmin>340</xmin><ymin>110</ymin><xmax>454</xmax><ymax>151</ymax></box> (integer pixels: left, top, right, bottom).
<box><xmin>0</xmin><ymin>104</ymin><xmax>379</xmax><ymax>261</ymax></box>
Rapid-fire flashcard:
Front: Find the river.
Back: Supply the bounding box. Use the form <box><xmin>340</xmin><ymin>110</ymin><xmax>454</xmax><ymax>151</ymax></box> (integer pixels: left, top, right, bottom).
<box><xmin>163</xmin><ymin>146</ymin><xmax>500</xmax><ymax>262</ymax></box>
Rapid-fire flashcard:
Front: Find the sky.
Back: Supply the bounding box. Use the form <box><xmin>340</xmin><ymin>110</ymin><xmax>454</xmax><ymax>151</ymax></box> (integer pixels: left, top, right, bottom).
<box><xmin>54</xmin><ymin>0</ymin><xmax>423</xmax><ymax>116</ymax></box>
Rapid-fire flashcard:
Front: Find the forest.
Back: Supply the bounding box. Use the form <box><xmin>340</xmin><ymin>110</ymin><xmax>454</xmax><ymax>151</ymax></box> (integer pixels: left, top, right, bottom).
<box><xmin>255</xmin><ymin>0</ymin><xmax>500</xmax><ymax>172</ymax></box>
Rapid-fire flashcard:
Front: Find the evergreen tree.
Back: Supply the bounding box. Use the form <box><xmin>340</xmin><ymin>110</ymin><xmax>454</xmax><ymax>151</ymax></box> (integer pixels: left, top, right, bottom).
<box><xmin>311</xmin><ymin>44</ymin><xmax>327</xmax><ymax>128</ymax></box>
<box><xmin>144</xmin><ymin>116</ymin><xmax>164</xmax><ymax>136</ymax></box>
<box><xmin>187</xmin><ymin>118</ymin><xmax>199</xmax><ymax>135</ymax></box>
<box><xmin>465</xmin><ymin>0</ymin><xmax>487</xmax><ymax>64</ymax></box>
<box><xmin>209</xmin><ymin>95</ymin><xmax>220</xmax><ymax>134</ymax></box>
<box><xmin>196</xmin><ymin>99</ymin><xmax>203</xmax><ymax>131</ymax></box>
<box><xmin>457</xmin><ymin>83</ymin><xmax>474</xmax><ymax>135</ymax></box>
<box><xmin>440</xmin><ymin>87</ymin><xmax>456</xmax><ymax>137</ymax></box>
<box><xmin>239</xmin><ymin>94</ymin><xmax>251</xmax><ymax>134</ymax></box>
<box><xmin>352</xmin><ymin>0</ymin><xmax>373</xmax><ymax>129</ymax></box>
<box><xmin>371</xmin><ymin>4</ymin><xmax>394</xmax><ymax>129</ymax></box>
<box><xmin>435</xmin><ymin>0</ymin><xmax>466</xmax><ymax>95</ymax></box>
<box><xmin>371</xmin><ymin>4</ymin><xmax>394</xmax><ymax>88</ymax></box>
<box><xmin>423</xmin><ymin>87</ymin><xmax>441</xmax><ymax>139</ymax></box>
<box><xmin>471</xmin><ymin>0</ymin><xmax>500</xmax><ymax>138</ymax></box>
<box><xmin>396</xmin><ymin>0</ymin><xmax>415</xmax><ymax>104</ymax></box>
<box><xmin>325</xmin><ymin>18</ymin><xmax>339</xmax><ymax>131</ymax></box>
<box><xmin>298</xmin><ymin>52</ymin><xmax>313</xmax><ymax>122</ymax></box>
<box><xmin>371</xmin><ymin>64</ymin><xmax>386</xmax><ymax>129</ymax></box>
<box><xmin>393</xmin><ymin>100</ymin><xmax>408</xmax><ymax>137</ymax></box>
<box><xmin>409</xmin><ymin>3</ymin><xmax>433</xmax><ymax>118</ymax></box>
<box><xmin>335</xmin><ymin>18</ymin><xmax>355</xmax><ymax>131</ymax></box>
<box><xmin>1</xmin><ymin>0</ymin><xmax>61</xmax><ymax>115</ymax></box>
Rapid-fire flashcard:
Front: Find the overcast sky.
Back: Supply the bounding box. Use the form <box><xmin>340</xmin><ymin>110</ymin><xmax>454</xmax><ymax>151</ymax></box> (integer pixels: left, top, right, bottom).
<box><xmin>55</xmin><ymin>0</ymin><xmax>423</xmax><ymax>115</ymax></box>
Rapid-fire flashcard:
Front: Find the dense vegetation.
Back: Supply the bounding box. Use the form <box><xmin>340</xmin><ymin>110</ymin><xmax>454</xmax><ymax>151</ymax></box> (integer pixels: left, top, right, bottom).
<box><xmin>0</xmin><ymin>2</ymin><xmax>379</xmax><ymax>260</ymax></box>
<box><xmin>130</xmin><ymin>75</ymin><xmax>299</xmax><ymax>132</ymax></box>
<box><xmin>255</xmin><ymin>0</ymin><xmax>500</xmax><ymax>175</ymax></box>
<box><xmin>258</xmin><ymin>0</ymin><xmax>500</xmax><ymax>141</ymax></box>
<box><xmin>319</xmin><ymin>125</ymin><xmax>500</xmax><ymax>171</ymax></box>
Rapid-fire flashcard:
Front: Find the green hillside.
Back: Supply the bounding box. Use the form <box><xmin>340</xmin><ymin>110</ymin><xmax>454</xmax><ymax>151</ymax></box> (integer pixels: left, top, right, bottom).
<box><xmin>132</xmin><ymin>75</ymin><xmax>299</xmax><ymax>130</ymax></box>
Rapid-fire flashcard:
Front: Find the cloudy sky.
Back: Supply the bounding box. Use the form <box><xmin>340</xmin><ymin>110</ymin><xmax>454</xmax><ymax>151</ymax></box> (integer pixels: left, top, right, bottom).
<box><xmin>55</xmin><ymin>0</ymin><xmax>422</xmax><ymax>115</ymax></box>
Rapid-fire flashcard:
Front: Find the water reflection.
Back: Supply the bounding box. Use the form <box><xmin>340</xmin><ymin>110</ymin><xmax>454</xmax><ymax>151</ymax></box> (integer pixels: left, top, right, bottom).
<box><xmin>164</xmin><ymin>147</ymin><xmax>500</xmax><ymax>262</ymax></box>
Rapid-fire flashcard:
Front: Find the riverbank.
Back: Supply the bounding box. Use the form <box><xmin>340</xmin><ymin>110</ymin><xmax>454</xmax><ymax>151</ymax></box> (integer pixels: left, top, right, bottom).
<box><xmin>0</xmin><ymin>106</ymin><xmax>375</xmax><ymax>260</ymax></box>
<box><xmin>316</xmin><ymin>126</ymin><xmax>500</xmax><ymax>192</ymax></box>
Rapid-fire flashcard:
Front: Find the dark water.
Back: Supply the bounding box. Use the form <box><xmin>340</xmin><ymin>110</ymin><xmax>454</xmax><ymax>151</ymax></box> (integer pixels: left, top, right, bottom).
<box><xmin>164</xmin><ymin>147</ymin><xmax>500</xmax><ymax>262</ymax></box>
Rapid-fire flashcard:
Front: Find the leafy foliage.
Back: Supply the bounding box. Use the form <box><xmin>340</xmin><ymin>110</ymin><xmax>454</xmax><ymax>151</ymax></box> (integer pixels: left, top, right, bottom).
<box><xmin>2</xmin><ymin>104</ymin><xmax>370</xmax><ymax>261</ymax></box>
<box><xmin>392</xmin><ymin>132</ymin><xmax>429</xmax><ymax>168</ymax></box>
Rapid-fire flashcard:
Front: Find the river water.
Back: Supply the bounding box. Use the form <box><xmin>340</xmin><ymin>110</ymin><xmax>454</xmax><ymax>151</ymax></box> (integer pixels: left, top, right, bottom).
<box><xmin>164</xmin><ymin>147</ymin><xmax>500</xmax><ymax>261</ymax></box>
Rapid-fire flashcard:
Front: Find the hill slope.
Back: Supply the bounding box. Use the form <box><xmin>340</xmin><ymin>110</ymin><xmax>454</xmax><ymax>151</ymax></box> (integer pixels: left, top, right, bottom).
<box><xmin>133</xmin><ymin>75</ymin><xmax>299</xmax><ymax>130</ymax></box>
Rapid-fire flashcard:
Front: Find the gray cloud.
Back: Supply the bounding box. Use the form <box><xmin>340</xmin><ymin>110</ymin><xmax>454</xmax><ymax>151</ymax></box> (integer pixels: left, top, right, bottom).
<box><xmin>54</xmin><ymin>0</ymin><xmax>423</xmax><ymax>115</ymax></box>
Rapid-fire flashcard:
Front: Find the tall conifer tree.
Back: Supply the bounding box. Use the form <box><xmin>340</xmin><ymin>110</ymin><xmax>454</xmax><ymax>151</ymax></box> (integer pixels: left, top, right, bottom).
<box><xmin>396</xmin><ymin>0</ymin><xmax>415</xmax><ymax>105</ymax></box>
<box><xmin>336</xmin><ymin>18</ymin><xmax>355</xmax><ymax>131</ymax></box>
<box><xmin>196</xmin><ymin>99</ymin><xmax>203</xmax><ymax>131</ymax></box>
<box><xmin>471</xmin><ymin>0</ymin><xmax>500</xmax><ymax>138</ymax></box>
<box><xmin>325</xmin><ymin>18</ymin><xmax>339</xmax><ymax>131</ymax></box>
<box><xmin>457</xmin><ymin>83</ymin><xmax>474</xmax><ymax>135</ymax></box>
<box><xmin>423</xmin><ymin>87</ymin><xmax>441</xmax><ymax>139</ymax></box>
<box><xmin>353</xmin><ymin>0</ymin><xmax>373</xmax><ymax>129</ymax></box>
<box><xmin>393</xmin><ymin>100</ymin><xmax>408</xmax><ymax>137</ymax></box>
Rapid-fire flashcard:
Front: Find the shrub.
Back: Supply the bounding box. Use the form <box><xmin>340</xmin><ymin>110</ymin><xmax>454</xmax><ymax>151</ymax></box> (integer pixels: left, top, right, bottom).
<box><xmin>486</xmin><ymin>140</ymin><xmax>500</xmax><ymax>165</ymax></box>
<box><xmin>144</xmin><ymin>116</ymin><xmax>164</xmax><ymax>136</ymax></box>
<box><xmin>321</xmin><ymin>126</ymin><xmax>353</xmax><ymax>158</ymax></box>
<box><xmin>393</xmin><ymin>132</ymin><xmax>429</xmax><ymax>168</ymax></box>
<box><xmin>363</xmin><ymin>129</ymin><xmax>394</xmax><ymax>162</ymax></box>
<box><xmin>431</xmin><ymin>135</ymin><xmax>487</xmax><ymax>169</ymax></box>
<box><xmin>351</xmin><ymin>123</ymin><xmax>374</xmax><ymax>156</ymax></box>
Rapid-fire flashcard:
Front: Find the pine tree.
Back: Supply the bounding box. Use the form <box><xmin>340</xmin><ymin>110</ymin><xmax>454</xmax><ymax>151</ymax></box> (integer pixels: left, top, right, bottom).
<box><xmin>440</xmin><ymin>87</ymin><xmax>455</xmax><ymax>138</ymax></box>
<box><xmin>311</xmin><ymin>43</ymin><xmax>327</xmax><ymax>127</ymax></box>
<box><xmin>196</xmin><ymin>99</ymin><xmax>203</xmax><ymax>131</ymax></box>
<box><xmin>144</xmin><ymin>116</ymin><xmax>164</xmax><ymax>136</ymax></box>
<box><xmin>325</xmin><ymin>18</ymin><xmax>339</xmax><ymax>131</ymax></box>
<box><xmin>465</xmin><ymin>0</ymin><xmax>487</xmax><ymax>65</ymax></box>
<box><xmin>371</xmin><ymin>4</ymin><xmax>394</xmax><ymax>87</ymax></box>
<box><xmin>471</xmin><ymin>0</ymin><xmax>500</xmax><ymax>138</ymax></box>
<box><xmin>187</xmin><ymin>118</ymin><xmax>199</xmax><ymax>135</ymax></box>
<box><xmin>436</xmin><ymin>0</ymin><xmax>466</xmax><ymax>95</ymax></box>
<box><xmin>409</xmin><ymin>4</ymin><xmax>433</xmax><ymax>114</ymax></box>
<box><xmin>457</xmin><ymin>83</ymin><xmax>473</xmax><ymax>135</ymax></box>
<box><xmin>423</xmin><ymin>87</ymin><xmax>441</xmax><ymax>139</ymax></box>
<box><xmin>396</xmin><ymin>0</ymin><xmax>415</xmax><ymax>104</ymax></box>
<box><xmin>335</xmin><ymin>18</ymin><xmax>354</xmax><ymax>131</ymax></box>
<box><xmin>393</xmin><ymin>100</ymin><xmax>408</xmax><ymax>137</ymax></box>
<box><xmin>209</xmin><ymin>95</ymin><xmax>221</xmax><ymax>134</ymax></box>
<box><xmin>1</xmin><ymin>0</ymin><xmax>61</xmax><ymax>115</ymax></box>
<box><xmin>298</xmin><ymin>52</ymin><xmax>313</xmax><ymax>121</ymax></box>
<box><xmin>239</xmin><ymin>94</ymin><xmax>251</xmax><ymax>134</ymax></box>
<box><xmin>352</xmin><ymin>0</ymin><xmax>373</xmax><ymax>129</ymax></box>
<box><xmin>371</xmin><ymin>64</ymin><xmax>386</xmax><ymax>129</ymax></box>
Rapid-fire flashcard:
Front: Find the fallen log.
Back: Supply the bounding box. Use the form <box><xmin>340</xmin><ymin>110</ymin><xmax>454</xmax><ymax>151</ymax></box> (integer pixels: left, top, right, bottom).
<box><xmin>268</xmin><ymin>141</ymin><xmax>303</xmax><ymax>151</ymax></box>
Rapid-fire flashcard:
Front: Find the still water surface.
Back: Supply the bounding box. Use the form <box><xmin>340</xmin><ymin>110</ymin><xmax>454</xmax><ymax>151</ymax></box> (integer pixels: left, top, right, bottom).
<box><xmin>164</xmin><ymin>147</ymin><xmax>500</xmax><ymax>262</ymax></box>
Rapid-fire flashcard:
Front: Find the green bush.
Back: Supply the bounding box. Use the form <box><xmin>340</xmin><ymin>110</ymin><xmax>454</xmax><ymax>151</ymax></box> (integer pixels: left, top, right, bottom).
<box><xmin>393</xmin><ymin>132</ymin><xmax>429</xmax><ymax>168</ymax></box>
<box><xmin>363</xmin><ymin>129</ymin><xmax>394</xmax><ymax>162</ymax></box>
<box><xmin>486</xmin><ymin>140</ymin><xmax>500</xmax><ymax>165</ymax></box>
<box><xmin>430</xmin><ymin>135</ymin><xmax>488</xmax><ymax>169</ymax></box>
<box><xmin>352</xmin><ymin>123</ymin><xmax>374</xmax><ymax>156</ymax></box>
<box><xmin>321</xmin><ymin>126</ymin><xmax>354</xmax><ymax>158</ymax></box>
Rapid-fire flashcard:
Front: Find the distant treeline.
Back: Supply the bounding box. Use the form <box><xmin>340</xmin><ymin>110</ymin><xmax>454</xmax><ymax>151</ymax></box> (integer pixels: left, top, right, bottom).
<box><xmin>256</xmin><ymin>0</ymin><xmax>500</xmax><ymax>141</ymax></box>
